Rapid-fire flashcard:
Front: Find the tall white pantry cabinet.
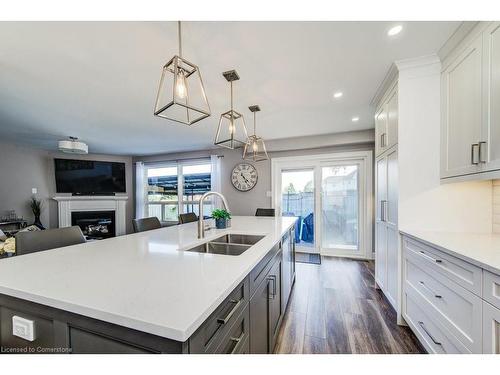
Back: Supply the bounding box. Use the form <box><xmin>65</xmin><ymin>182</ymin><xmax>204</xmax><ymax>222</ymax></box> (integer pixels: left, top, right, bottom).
<box><xmin>374</xmin><ymin>79</ymin><xmax>399</xmax><ymax>310</ymax></box>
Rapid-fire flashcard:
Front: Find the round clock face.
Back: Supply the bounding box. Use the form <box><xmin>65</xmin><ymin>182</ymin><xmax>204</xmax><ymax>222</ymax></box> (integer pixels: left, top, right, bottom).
<box><xmin>231</xmin><ymin>163</ymin><xmax>258</xmax><ymax>192</ymax></box>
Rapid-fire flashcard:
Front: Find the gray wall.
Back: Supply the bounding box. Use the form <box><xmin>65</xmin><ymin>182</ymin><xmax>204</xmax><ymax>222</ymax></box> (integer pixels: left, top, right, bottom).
<box><xmin>0</xmin><ymin>141</ymin><xmax>134</xmax><ymax>234</ymax></box>
<box><xmin>134</xmin><ymin>130</ymin><xmax>375</xmax><ymax>216</ymax></box>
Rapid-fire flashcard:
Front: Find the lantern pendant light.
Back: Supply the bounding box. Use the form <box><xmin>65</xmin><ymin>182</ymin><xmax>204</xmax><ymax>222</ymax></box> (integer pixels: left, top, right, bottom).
<box><xmin>243</xmin><ymin>105</ymin><xmax>269</xmax><ymax>162</ymax></box>
<box><xmin>214</xmin><ymin>70</ymin><xmax>248</xmax><ymax>149</ymax></box>
<box><xmin>154</xmin><ymin>21</ymin><xmax>211</xmax><ymax>125</ymax></box>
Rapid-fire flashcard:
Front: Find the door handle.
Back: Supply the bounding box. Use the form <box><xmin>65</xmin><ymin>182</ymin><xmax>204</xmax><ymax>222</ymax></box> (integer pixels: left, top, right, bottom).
<box><xmin>267</xmin><ymin>275</ymin><xmax>276</xmax><ymax>299</ymax></box>
<box><xmin>471</xmin><ymin>143</ymin><xmax>479</xmax><ymax>165</ymax></box>
<box><xmin>217</xmin><ymin>299</ymin><xmax>242</xmax><ymax>324</ymax></box>
<box><xmin>418</xmin><ymin>321</ymin><xmax>442</xmax><ymax>346</ymax></box>
<box><xmin>478</xmin><ymin>141</ymin><xmax>487</xmax><ymax>163</ymax></box>
<box><xmin>419</xmin><ymin>281</ymin><xmax>443</xmax><ymax>299</ymax></box>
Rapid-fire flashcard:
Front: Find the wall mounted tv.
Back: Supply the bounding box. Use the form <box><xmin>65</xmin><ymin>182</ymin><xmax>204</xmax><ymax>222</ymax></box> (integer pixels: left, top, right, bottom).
<box><xmin>54</xmin><ymin>159</ymin><xmax>126</xmax><ymax>195</ymax></box>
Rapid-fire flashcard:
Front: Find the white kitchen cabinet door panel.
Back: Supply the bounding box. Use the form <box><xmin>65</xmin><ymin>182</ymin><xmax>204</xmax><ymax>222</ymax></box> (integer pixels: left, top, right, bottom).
<box><xmin>375</xmin><ymin>222</ymin><xmax>387</xmax><ymax>290</ymax></box>
<box><xmin>375</xmin><ymin>107</ymin><xmax>388</xmax><ymax>157</ymax></box>
<box><xmin>386</xmin><ymin>90</ymin><xmax>399</xmax><ymax>151</ymax></box>
<box><xmin>441</xmin><ymin>34</ymin><xmax>483</xmax><ymax>178</ymax></box>
<box><xmin>386</xmin><ymin>226</ymin><xmax>398</xmax><ymax>308</ymax></box>
<box><xmin>483</xmin><ymin>301</ymin><xmax>500</xmax><ymax>353</ymax></box>
<box><xmin>482</xmin><ymin>22</ymin><xmax>500</xmax><ymax>172</ymax></box>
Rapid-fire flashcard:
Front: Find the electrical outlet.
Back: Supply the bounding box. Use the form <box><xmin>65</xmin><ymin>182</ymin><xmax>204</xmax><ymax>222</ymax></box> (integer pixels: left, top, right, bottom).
<box><xmin>12</xmin><ymin>315</ymin><xmax>36</xmax><ymax>342</ymax></box>
<box><xmin>266</xmin><ymin>190</ymin><xmax>272</xmax><ymax>198</ymax></box>
<box><xmin>31</xmin><ymin>188</ymin><xmax>37</xmax><ymax>194</ymax></box>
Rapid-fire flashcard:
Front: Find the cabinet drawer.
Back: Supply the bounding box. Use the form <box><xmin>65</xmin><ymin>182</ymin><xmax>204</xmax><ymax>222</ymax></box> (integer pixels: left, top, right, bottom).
<box><xmin>69</xmin><ymin>327</ymin><xmax>151</xmax><ymax>353</ymax></box>
<box><xmin>405</xmin><ymin>258</ymin><xmax>482</xmax><ymax>352</ymax></box>
<box><xmin>189</xmin><ymin>277</ymin><xmax>249</xmax><ymax>354</ymax></box>
<box><xmin>215</xmin><ymin>305</ymin><xmax>250</xmax><ymax>354</ymax></box>
<box><xmin>404</xmin><ymin>290</ymin><xmax>470</xmax><ymax>353</ymax></box>
<box><xmin>483</xmin><ymin>270</ymin><xmax>500</xmax><ymax>310</ymax></box>
<box><xmin>403</xmin><ymin>236</ymin><xmax>482</xmax><ymax>295</ymax></box>
<box><xmin>249</xmin><ymin>242</ymin><xmax>280</xmax><ymax>295</ymax></box>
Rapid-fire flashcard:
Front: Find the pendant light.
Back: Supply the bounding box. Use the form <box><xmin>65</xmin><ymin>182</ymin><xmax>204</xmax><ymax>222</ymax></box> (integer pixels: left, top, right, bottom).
<box><xmin>214</xmin><ymin>70</ymin><xmax>248</xmax><ymax>149</ymax></box>
<box><xmin>154</xmin><ymin>21</ymin><xmax>211</xmax><ymax>125</ymax></box>
<box><xmin>242</xmin><ymin>105</ymin><xmax>269</xmax><ymax>162</ymax></box>
<box><xmin>58</xmin><ymin>137</ymin><xmax>88</xmax><ymax>154</ymax></box>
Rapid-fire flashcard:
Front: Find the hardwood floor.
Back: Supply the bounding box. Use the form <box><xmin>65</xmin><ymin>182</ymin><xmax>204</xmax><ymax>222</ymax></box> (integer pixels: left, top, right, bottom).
<box><xmin>274</xmin><ymin>256</ymin><xmax>425</xmax><ymax>354</ymax></box>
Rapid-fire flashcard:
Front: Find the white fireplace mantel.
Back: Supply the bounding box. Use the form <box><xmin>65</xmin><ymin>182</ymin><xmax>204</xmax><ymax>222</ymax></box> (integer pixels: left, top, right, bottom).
<box><xmin>53</xmin><ymin>195</ymin><xmax>128</xmax><ymax>236</ymax></box>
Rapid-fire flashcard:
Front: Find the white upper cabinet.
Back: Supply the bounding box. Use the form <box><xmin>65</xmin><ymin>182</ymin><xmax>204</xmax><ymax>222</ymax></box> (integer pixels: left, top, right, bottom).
<box><xmin>375</xmin><ymin>84</ymin><xmax>398</xmax><ymax>157</ymax></box>
<box><xmin>441</xmin><ymin>34</ymin><xmax>483</xmax><ymax>178</ymax></box>
<box><xmin>386</xmin><ymin>90</ymin><xmax>399</xmax><ymax>151</ymax></box>
<box><xmin>482</xmin><ymin>22</ymin><xmax>500</xmax><ymax>172</ymax></box>
<box><xmin>375</xmin><ymin>106</ymin><xmax>388</xmax><ymax>157</ymax></box>
<box><xmin>441</xmin><ymin>22</ymin><xmax>500</xmax><ymax>180</ymax></box>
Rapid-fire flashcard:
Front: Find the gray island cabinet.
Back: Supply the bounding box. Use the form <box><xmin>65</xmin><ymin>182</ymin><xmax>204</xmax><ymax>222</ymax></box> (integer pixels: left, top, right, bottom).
<box><xmin>0</xmin><ymin>225</ymin><xmax>296</xmax><ymax>354</ymax></box>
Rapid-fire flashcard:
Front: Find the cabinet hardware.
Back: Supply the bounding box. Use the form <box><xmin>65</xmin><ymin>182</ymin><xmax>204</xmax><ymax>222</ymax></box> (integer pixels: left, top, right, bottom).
<box><xmin>380</xmin><ymin>200</ymin><xmax>387</xmax><ymax>222</ymax></box>
<box><xmin>267</xmin><ymin>275</ymin><xmax>277</xmax><ymax>299</ymax></box>
<box><xmin>478</xmin><ymin>141</ymin><xmax>487</xmax><ymax>163</ymax></box>
<box><xmin>419</xmin><ymin>250</ymin><xmax>443</xmax><ymax>264</ymax></box>
<box><xmin>380</xmin><ymin>133</ymin><xmax>387</xmax><ymax>148</ymax></box>
<box><xmin>418</xmin><ymin>321</ymin><xmax>442</xmax><ymax>346</ymax></box>
<box><xmin>217</xmin><ymin>299</ymin><xmax>242</xmax><ymax>324</ymax></box>
<box><xmin>229</xmin><ymin>331</ymin><xmax>245</xmax><ymax>354</ymax></box>
<box><xmin>471</xmin><ymin>143</ymin><xmax>479</xmax><ymax>165</ymax></box>
<box><xmin>419</xmin><ymin>281</ymin><xmax>443</xmax><ymax>299</ymax></box>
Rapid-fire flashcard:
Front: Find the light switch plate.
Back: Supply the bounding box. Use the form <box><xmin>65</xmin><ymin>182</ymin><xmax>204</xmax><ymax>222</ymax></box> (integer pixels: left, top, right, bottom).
<box><xmin>31</xmin><ymin>188</ymin><xmax>37</xmax><ymax>194</ymax></box>
<box><xmin>12</xmin><ymin>315</ymin><xmax>36</xmax><ymax>342</ymax></box>
<box><xmin>266</xmin><ymin>191</ymin><xmax>272</xmax><ymax>198</ymax></box>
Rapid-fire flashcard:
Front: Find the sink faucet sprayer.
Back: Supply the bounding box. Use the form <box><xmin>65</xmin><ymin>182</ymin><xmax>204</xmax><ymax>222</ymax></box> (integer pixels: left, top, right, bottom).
<box><xmin>198</xmin><ymin>192</ymin><xmax>230</xmax><ymax>239</ymax></box>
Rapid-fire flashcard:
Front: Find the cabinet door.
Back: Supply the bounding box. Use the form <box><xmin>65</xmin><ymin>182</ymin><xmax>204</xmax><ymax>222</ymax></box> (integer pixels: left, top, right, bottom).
<box><xmin>441</xmin><ymin>34</ymin><xmax>483</xmax><ymax>178</ymax></box>
<box><xmin>483</xmin><ymin>301</ymin><xmax>500</xmax><ymax>353</ymax></box>
<box><xmin>249</xmin><ymin>273</ymin><xmax>271</xmax><ymax>354</ymax></box>
<box><xmin>281</xmin><ymin>232</ymin><xmax>293</xmax><ymax>312</ymax></box>
<box><xmin>385</xmin><ymin>148</ymin><xmax>399</xmax><ymax>307</ymax></box>
<box><xmin>386</xmin><ymin>89</ymin><xmax>398</xmax><ymax>149</ymax></box>
<box><xmin>375</xmin><ymin>106</ymin><xmax>388</xmax><ymax>157</ymax></box>
<box><xmin>375</xmin><ymin>156</ymin><xmax>388</xmax><ymax>289</ymax></box>
<box><xmin>482</xmin><ymin>22</ymin><xmax>500</xmax><ymax>172</ymax></box>
<box><xmin>269</xmin><ymin>258</ymin><xmax>282</xmax><ymax>352</ymax></box>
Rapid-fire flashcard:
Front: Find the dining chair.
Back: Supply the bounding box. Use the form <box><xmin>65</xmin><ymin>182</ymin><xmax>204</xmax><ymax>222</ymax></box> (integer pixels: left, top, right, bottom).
<box><xmin>15</xmin><ymin>226</ymin><xmax>86</xmax><ymax>256</ymax></box>
<box><xmin>132</xmin><ymin>217</ymin><xmax>162</xmax><ymax>233</ymax></box>
<box><xmin>255</xmin><ymin>208</ymin><xmax>276</xmax><ymax>217</ymax></box>
<box><xmin>178</xmin><ymin>213</ymin><xmax>198</xmax><ymax>224</ymax></box>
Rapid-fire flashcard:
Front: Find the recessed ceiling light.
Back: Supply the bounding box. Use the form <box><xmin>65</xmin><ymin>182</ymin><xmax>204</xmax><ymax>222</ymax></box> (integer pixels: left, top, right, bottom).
<box><xmin>333</xmin><ymin>92</ymin><xmax>343</xmax><ymax>99</ymax></box>
<box><xmin>352</xmin><ymin>117</ymin><xmax>359</xmax><ymax>122</ymax></box>
<box><xmin>387</xmin><ymin>25</ymin><xmax>403</xmax><ymax>37</ymax></box>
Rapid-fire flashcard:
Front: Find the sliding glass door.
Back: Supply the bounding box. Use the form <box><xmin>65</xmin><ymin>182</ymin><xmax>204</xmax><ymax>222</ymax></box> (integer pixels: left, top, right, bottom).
<box><xmin>272</xmin><ymin>151</ymin><xmax>372</xmax><ymax>259</ymax></box>
<box><xmin>281</xmin><ymin>169</ymin><xmax>316</xmax><ymax>253</ymax></box>
<box><xmin>320</xmin><ymin>163</ymin><xmax>362</xmax><ymax>257</ymax></box>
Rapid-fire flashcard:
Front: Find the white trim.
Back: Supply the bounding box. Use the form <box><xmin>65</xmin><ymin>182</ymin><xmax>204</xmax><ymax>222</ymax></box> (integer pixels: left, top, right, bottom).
<box><xmin>52</xmin><ymin>196</ymin><xmax>128</xmax><ymax>236</ymax></box>
<box><xmin>271</xmin><ymin>150</ymin><xmax>373</xmax><ymax>260</ymax></box>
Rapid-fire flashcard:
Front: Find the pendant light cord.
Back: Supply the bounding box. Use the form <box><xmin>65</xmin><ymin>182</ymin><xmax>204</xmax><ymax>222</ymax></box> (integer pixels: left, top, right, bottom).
<box><xmin>253</xmin><ymin>112</ymin><xmax>256</xmax><ymax>136</ymax></box>
<box><xmin>178</xmin><ymin>21</ymin><xmax>182</xmax><ymax>58</ymax></box>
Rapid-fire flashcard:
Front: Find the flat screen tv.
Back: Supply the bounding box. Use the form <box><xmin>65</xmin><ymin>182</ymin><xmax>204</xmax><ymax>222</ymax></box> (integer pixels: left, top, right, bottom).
<box><xmin>54</xmin><ymin>159</ymin><xmax>126</xmax><ymax>195</ymax></box>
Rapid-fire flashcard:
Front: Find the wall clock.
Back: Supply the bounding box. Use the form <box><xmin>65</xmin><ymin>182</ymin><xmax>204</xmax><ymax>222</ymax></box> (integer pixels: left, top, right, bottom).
<box><xmin>231</xmin><ymin>163</ymin><xmax>258</xmax><ymax>192</ymax></box>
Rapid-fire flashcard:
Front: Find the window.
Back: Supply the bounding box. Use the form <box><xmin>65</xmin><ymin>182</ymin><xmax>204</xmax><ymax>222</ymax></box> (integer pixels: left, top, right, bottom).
<box><xmin>145</xmin><ymin>160</ymin><xmax>212</xmax><ymax>223</ymax></box>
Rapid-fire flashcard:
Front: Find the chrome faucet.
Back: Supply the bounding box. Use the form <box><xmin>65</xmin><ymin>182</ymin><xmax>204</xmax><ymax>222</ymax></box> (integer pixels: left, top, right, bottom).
<box><xmin>198</xmin><ymin>191</ymin><xmax>230</xmax><ymax>239</ymax></box>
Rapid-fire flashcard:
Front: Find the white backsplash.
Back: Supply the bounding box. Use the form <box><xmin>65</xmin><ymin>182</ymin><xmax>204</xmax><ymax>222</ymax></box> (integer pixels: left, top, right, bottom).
<box><xmin>494</xmin><ymin>180</ymin><xmax>500</xmax><ymax>233</ymax></box>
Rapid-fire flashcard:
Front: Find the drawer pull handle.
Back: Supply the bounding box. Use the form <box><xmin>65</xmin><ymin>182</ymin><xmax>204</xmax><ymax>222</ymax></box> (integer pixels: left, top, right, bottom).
<box><xmin>217</xmin><ymin>299</ymin><xmax>242</xmax><ymax>325</ymax></box>
<box><xmin>229</xmin><ymin>332</ymin><xmax>245</xmax><ymax>354</ymax></box>
<box><xmin>418</xmin><ymin>321</ymin><xmax>442</xmax><ymax>346</ymax></box>
<box><xmin>419</xmin><ymin>281</ymin><xmax>442</xmax><ymax>299</ymax></box>
<box><xmin>419</xmin><ymin>250</ymin><xmax>443</xmax><ymax>264</ymax></box>
<box><xmin>267</xmin><ymin>275</ymin><xmax>277</xmax><ymax>299</ymax></box>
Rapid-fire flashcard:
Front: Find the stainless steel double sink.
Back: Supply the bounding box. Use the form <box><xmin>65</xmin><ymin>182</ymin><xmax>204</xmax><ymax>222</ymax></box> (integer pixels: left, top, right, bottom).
<box><xmin>186</xmin><ymin>234</ymin><xmax>265</xmax><ymax>256</ymax></box>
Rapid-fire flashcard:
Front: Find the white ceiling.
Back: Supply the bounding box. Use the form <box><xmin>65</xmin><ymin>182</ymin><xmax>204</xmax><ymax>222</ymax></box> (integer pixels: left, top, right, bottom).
<box><xmin>0</xmin><ymin>21</ymin><xmax>459</xmax><ymax>155</ymax></box>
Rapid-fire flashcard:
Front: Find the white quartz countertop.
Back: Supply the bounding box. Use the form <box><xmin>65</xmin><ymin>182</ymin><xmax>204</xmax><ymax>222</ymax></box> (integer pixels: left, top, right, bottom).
<box><xmin>0</xmin><ymin>216</ymin><xmax>296</xmax><ymax>341</ymax></box>
<box><xmin>400</xmin><ymin>229</ymin><xmax>500</xmax><ymax>275</ymax></box>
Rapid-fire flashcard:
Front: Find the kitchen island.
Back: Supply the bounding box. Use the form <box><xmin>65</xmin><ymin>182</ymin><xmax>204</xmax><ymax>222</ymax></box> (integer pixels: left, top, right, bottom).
<box><xmin>0</xmin><ymin>216</ymin><xmax>297</xmax><ymax>354</ymax></box>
